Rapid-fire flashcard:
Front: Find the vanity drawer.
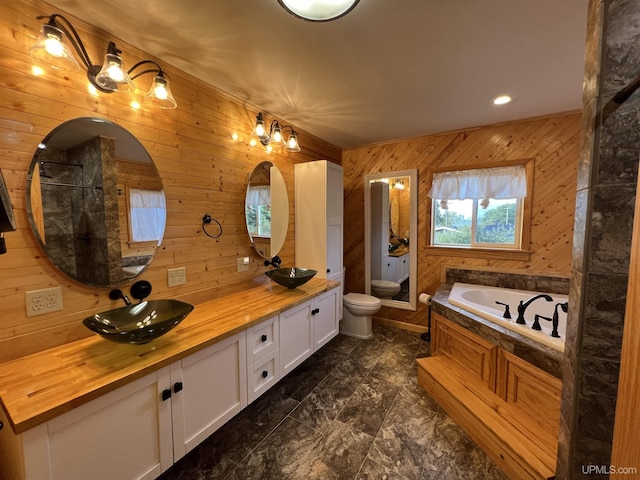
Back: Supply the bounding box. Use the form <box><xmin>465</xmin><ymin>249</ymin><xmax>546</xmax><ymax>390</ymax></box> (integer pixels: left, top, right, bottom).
<box><xmin>246</xmin><ymin>315</ymin><xmax>279</xmax><ymax>364</ymax></box>
<box><xmin>247</xmin><ymin>349</ymin><xmax>280</xmax><ymax>403</ymax></box>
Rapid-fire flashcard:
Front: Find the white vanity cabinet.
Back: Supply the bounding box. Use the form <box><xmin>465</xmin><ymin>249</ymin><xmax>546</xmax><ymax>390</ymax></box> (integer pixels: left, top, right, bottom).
<box><xmin>279</xmin><ymin>288</ymin><xmax>340</xmax><ymax>377</ymax></box>
<box><xmin>20</xmin><ymin>369</ymin><xmax>173</xmax><ymax>480</ymax></box>
<box><xmin>14</xmin><ymin>332</ymin><xmax>248</xmax><ymax>480</ymax></box>
<box><xmin>294</xmin><ymin>160</ymin><xmax>344</xmax><ymax>288</ymax></box>
<box><xmin>170</xmin><ymin>332</ymin><xmax>247</xmax><ymax>459</ymax></box>
<box><xmin>1</xmin><ymin>284</ymin><xmax>340</xmax><ymax>480</ymax></box>
<box><xmin>386</xmin><ymin>252</ymin><xmax>409</xmax><ymax>284</ymax></box>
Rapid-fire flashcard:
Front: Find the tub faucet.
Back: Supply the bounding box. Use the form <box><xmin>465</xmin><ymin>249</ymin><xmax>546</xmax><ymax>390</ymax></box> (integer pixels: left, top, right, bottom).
<box><xmin>515</xmin><ymin>294</ymin><xmax>553</xmax><ymax>325</ymax></box>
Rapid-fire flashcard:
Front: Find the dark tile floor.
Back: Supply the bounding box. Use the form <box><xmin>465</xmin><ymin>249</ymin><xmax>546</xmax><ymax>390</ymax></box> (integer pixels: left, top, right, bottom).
<box><xmin>159</xmin><ymin>324</ymin><xmax>508</xmax><ymax>480</ymax></box>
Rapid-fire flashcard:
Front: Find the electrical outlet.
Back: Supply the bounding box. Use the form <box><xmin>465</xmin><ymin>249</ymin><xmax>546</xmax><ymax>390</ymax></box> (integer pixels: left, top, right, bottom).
<box><xmin>25</xmin><ymin>286</ymin><xmax>63</xmax><ymax>317</ymax></box>
<box><xmin>237</xmin><ymin>257</ymin><xmax>250</xmax><ymax>272</ymax></box>
<box><xmin>168</xmin><ymin>267</ymin><xmax>187</xmax><ymax>287</ymax></box>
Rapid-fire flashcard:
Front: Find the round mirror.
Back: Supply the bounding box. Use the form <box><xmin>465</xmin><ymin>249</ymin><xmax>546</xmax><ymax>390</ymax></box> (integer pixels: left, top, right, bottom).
<box><xmin>245</xmin><ymin>161</ymin><xmax>288</xmax><ymax>259</ymax></box>
<box><xmin>26</xmin><ymin>117</ymin><xmax>166</xmax><ymax>287</ymax></box>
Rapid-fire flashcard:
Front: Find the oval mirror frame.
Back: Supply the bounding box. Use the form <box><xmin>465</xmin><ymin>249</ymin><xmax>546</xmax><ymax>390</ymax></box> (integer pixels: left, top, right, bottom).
<box><xmin>245</xmin><ymin>161</ymin><xmax>289</xmax><ymax>259</ymax></box>
<box><xmin>364</xmin><ymin>169</ymin><xmax>418</xmax><ymax>311</ymax></box>
<box><xmin>26</xmin><ymin>117</ymin><xmax>166</xmax><ymax>288</ymax></box>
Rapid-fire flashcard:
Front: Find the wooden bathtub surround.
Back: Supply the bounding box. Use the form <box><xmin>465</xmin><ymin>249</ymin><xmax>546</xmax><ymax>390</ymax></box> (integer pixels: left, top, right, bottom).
<box><xmin>0</xmin><ymin>277</ymin><xmax>338</xmax><ymax>435</ymax></box>
<box><xmin>417</xmin><ymin>313</ymin><xmax>561</xmax><ymax>480</ymax></box>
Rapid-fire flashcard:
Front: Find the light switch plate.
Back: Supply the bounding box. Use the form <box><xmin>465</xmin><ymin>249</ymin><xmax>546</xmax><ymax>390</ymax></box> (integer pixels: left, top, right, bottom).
<box><xmin>237</xmin><ymin>257</ymin><xmax>250</xmax><ymax>272</ymax></box>
<box><xmin>168</xmin><ymin>267</ymin><xmax>186</xmax><ymax>287</ymax></box>
<box><xmin>25</xmin><ymin>286</ymin><xmax>63</xmax><ymax>317</ymax></box>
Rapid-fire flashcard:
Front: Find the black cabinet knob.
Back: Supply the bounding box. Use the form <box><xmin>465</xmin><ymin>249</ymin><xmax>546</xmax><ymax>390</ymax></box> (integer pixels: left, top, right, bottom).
<box><xmin>0</xmin><ymin>420</ymin><xmax>3</xmax><ymax>431</ymax></box>
<box><xmin>261</xmin><ymin>334</ymin><xmax>268</xmax><ymax>342</ymax></box>
<box><xmin>161</xmin><ymin>389</ymin><xmax>172</xmax><ymax>401</ymax></box>
<box><xmin>327</xmin><ymin>268</ymin><xmax>331</xmax><ymax>273</ymax></box>
<box><xmin>311</xmin><ymin>308</ymin><xmax>320</xmax><ymax>315</ymax></box>
<box><xmin>262</xmin><ymin>370</ymin><xmax>268</xmax><ymax>378</ymax></box>
<box><xmin>174</xmin><ymin>381</ymin><xmax>183</xmax><ymax>393</ymax></box>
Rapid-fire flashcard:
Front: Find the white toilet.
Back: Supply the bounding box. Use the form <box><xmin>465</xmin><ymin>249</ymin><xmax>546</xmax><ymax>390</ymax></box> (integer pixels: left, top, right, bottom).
<box><xmin>371</xmin><ymin>279</ymin><xmax>401</xmax><ymax>299</ymax></box>
<box><xmin>341</xmin><ymin>268</ymin><xmax>381</xmax><ymax>339</ymax></box>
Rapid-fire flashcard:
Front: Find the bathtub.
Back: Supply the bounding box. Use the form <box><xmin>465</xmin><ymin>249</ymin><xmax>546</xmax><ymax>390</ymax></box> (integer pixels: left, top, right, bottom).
<box><xmin>447</xmin><ymin>282</ymin><xmax>568</xmax><ymax>352</ymax></box>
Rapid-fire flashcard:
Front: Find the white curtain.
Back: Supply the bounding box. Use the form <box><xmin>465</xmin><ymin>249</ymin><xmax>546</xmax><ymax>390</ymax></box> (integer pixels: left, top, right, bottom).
<box><xmin>246</xmin><ymin>185</ymin><xmax>271</xmax><ymax>206</ymax></box>
<box><xmin>428</xmin><ymin>165</ymin><xmax>527</xmax><ymax>200</ymax></box>
<box><xmin>129</xmin><ymin>189</ymin><xmax>166</xmax><ymax>245</ymax></box>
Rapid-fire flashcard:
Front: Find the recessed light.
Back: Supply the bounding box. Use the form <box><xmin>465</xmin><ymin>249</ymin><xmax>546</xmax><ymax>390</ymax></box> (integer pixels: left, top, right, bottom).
<box><xmin>492</xmin><ymin>95</ymin><xmax>513</xmax><ymax>105</ymax></box>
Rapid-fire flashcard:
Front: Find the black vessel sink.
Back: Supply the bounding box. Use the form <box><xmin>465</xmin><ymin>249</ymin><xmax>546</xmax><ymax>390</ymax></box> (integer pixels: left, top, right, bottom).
<box><xmin>83</xmin><ymin>299</ymin><xmax>194</xmax><ymax>344</ymax></box>
<box><xmin>265</xmin><ymin>267</ymin><xmax>317</xmax><ymax>289</ymax></box>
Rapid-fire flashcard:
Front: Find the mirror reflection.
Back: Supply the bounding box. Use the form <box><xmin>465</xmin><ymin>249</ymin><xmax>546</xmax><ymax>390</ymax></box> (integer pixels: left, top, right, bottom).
<box><xmin>245</xmin><ymin>161</ymin><xmax>288</xmax><ymax>259</ymax></box>
<box><xmin>365</xmin><ymin>170</ymin><xmax>417</xmax><ymax>311</ymax></box>
<box><xmin>26</xmin><ymin>117</ymin><xmax>166</xmax><ymax>287</ymax></box>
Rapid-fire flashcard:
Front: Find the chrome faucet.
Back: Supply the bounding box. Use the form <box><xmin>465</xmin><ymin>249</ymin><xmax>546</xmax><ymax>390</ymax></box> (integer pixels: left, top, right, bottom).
<box><xmin>515</xmin><ymin>294</ymin><xmax>553</xmax><ymax>325</ymax></box>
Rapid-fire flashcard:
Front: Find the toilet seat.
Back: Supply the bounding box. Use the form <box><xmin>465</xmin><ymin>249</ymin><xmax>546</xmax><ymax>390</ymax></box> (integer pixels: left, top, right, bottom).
<box><xmin>344</xmin><ymin>292</ymin><xmax>381</xmax><ymax>307</ymax></box>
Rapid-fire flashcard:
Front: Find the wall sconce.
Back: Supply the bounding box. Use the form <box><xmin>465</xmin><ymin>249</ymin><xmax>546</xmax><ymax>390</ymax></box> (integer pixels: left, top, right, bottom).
<box><xmin>29</xmin><ymin>13</ymin><xmax>177</xmax><ymax>109</ymax></box>
<box><xmin>253</xmin><ymin>113</ymin><xmax>301</xmax><ymax>153</ymax></box>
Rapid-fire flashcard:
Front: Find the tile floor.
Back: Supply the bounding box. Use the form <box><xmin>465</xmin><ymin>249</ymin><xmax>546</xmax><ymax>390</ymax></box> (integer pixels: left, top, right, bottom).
<box><xmin>159</xmin><ymin>324</ymin><xmax>508</xmax><ymax>480</ymax></box>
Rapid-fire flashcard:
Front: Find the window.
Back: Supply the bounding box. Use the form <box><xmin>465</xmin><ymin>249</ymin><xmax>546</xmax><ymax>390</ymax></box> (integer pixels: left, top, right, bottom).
<box><xmin>129</xmin><ymin>189</ymin><xmax>166</xmax><ymax>245</ymax></box>
<box><xmin>428</xmin><ymin>163</ymin><xmax>531</xmax><ymax>253</ymax></box>
<box><xmin>245</xmin><ymin>185</ymin><xmax>271</xmax><ymax>237</ymax></box>
<box><xmin>432</xmin><ymin>197</ymin><xmax>523</xmax><ymax>248</ymax></box>
<box><xmin>246</xmin><ymin>204</ymin><xmax>271</xmax><ymax>237</ymax></box>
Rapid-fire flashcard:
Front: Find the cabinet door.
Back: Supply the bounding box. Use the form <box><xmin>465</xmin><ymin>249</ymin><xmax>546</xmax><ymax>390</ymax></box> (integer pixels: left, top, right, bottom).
<box><xmin>382</xmin><ymin>256</ymin><xmax>395</xmax><ymax>282</ymax></box>
<box><xmin>24</xmin><ymin>368</ymin><xmax>173</xmax><ymax>480</ymax></box>
<box><xmin>326</xmin><ymin>223</ymin><xmax>342</xmax><ymax>278</ymax></box>
<box><xmin>279</xmin><ymin>300</ymin><xmax>314</xmax><ymax>377</ymax></box>
<box><xmin>171</xmin><ymin>332</ymin><xmax>247</xmax><ymax>460</ymax></box>
<box><xmin>313</xmin><ymin>288</ymin><xmax>339</xmax><ymax>350</ymax></box>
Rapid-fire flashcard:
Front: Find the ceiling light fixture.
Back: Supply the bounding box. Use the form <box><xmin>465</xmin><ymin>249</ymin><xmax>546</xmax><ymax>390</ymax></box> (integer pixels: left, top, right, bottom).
<box><xmin>253</xmin><ymin>113</ymin><xmax>301</xmax><ymax>153</ymax></box>
<box><xmin>492</xmin><ymin>95</ymin><xmax>513</xmax><ymax>105</ymax></box>
<box><xmin>29</xmin><ymin>13</ymin><xmax>177</xmax><ymax>109</ymax></box>
<box><xmin>277</xmin><ymin>0</ymin><xmax>360</xmax><ymax>22</ymax></box>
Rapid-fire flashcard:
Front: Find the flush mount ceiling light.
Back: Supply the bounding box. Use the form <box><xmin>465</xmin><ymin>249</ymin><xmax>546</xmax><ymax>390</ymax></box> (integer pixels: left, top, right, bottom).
<box><xmin>492</xmin><ymin>95</ymin><xmax>513</xmax><ymax>105</ymax></box>
<box><xmin>253</xmin><ymin>112</ymin><xmax>301</xmax><ymax>152</ymax></box>
<box><xmin>29</xmin><ymin>13</ymin><xmax>177</xmax><ymax>109</ymax></box>
<box><xmin>277</xmin><ymin>0</ymin><xmax>360</xmax><ymax>22</ymax></box>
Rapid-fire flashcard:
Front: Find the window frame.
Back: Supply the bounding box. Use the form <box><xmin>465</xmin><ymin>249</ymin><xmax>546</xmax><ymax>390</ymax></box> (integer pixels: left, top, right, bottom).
<box><xmin>426</xmin><ymin>159</ymin><xmax>534</xmax><ymax>261</ymax></box>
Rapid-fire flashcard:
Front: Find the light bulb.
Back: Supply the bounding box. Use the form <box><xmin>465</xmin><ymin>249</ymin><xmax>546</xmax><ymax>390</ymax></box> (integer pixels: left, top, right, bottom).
<box><xmin>44</xmin><ymin>36</ymin><xmax>65</xmax><ymax>57</ymax></box>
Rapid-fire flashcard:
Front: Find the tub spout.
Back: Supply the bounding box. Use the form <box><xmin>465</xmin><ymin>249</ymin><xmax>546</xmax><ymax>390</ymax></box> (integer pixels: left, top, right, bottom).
<box><xmin>516</xmin><ymin>294</ymin><xmax>553</xmax><ymax>325</ymax></box>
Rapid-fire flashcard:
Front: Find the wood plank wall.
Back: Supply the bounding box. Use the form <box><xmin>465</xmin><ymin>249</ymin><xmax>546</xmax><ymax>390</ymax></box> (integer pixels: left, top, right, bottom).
<box><xmin>0</xmin><ymin>0</ymin><xmax>341</xmax><ymax>362</ymax></box>
<box><xmin>343</xmin><ymin>112</ymin><xmax>581</xmax><ymax>327</ymax></box>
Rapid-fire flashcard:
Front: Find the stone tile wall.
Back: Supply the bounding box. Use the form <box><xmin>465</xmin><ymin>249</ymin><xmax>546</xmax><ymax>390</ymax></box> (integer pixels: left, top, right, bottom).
<box><xmin>557</xmin><ymin>0</ymin><xmax>640</xmax><ymax>477</ymax></box>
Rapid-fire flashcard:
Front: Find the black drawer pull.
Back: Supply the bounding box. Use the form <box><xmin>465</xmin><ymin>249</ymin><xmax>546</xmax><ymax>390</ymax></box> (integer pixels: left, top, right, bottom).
<box><xmin>174</xmin><ymin>381</ymin><xmax>183</xmax><ymax>393</ymax></box>
<box><xmin>161</xmin><ymin>389</ymin><xmax>172</xmax><ymax>401</ymax></box>
<box><xmin>261</xmin><ymin>334</ymin><xmax>268</xmax><ymax>342</ymax></box>
<box><xmin>262</xmin><ymin>370</ymin><xmax>268</xmax><ymax>378</ymax></box>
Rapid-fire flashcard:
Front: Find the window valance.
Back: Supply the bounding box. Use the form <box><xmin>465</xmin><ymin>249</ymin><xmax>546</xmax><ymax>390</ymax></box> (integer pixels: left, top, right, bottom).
<box><xmin>246</xmin><ymin>185</ymin><xmax>271</xmax><ymax>206</ymax></box>
<box><xmin>428</xmin><ymin>165</ymin><xmax>527</xmax><ymax>200</ymax></box>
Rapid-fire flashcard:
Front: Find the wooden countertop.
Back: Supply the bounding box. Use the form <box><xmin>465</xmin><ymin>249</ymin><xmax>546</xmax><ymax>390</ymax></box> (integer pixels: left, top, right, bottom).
<box><xmin>0</xmin><ymin>278</ymin><xmax>339</xmax><ymax>434</ymax></box>
<box><xmin>388</xmin><ymin>247</ymin><xmax>409</xmax><ymax>257</ymax></box>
